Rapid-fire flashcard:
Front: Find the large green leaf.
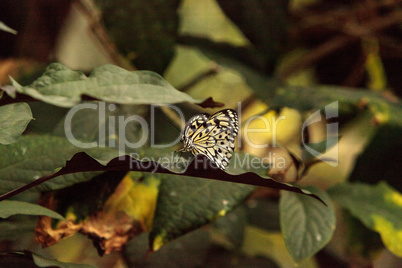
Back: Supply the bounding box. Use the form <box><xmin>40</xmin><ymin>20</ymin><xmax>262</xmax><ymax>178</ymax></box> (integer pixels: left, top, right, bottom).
<box><xmin>0</xmin><ymin>150</ymin><xmax>325</xmax><ymax>253</ymax></box>
<box><xmin>328</xmin><ymin>181</ymin><xmax>402</xmax><ymax>257</ymax></box>
<box><xmin>344</xmin><ymin>212</ymin><xmax>384</xmax><ymax>262</ymax></box>
<box><xmin>125</xmin><ymin>231</ymin><xmax>278</xmax><ymax>267</ymax></box>
<box><xmin>0</xmin><ymin>103</ymin><xmax>33</xmax><ymax>145</ymax></box>
<box><xmin>349</xmin><ymin>104</ymin><xmax>402</xmax><ymax>191</ymax></box>
<box><xmin>0</xmin><ymin>150</ymin><xmax>323</xmax><ymax>202</ymax></box>
<box><xmin>52</xmin><ymin>101</ymin><xmax>147</xmax><ymax>153</ymax></box>
<box><xmin>10</xmin><ymin>63</ymin><xmax>221</xmax><ymax>108</ymax></box>
<box><xmin>268</xmin><ymin>84</ymin><xmax>394</xmax><ymax>113</ymax></box>
<box><xmin>0</xmin><ymin>135</ymin><xmax>118</xmax><ymax>195</ymax></box>
<box><xmin>247</xmin><ymin>199</ymin><xmax>280</xmax><ymax>231</ymax></box>
<box><xmin>149</xmin><ymin>174</ymin><xmax>254</xmax><ymax>251</ymax></box>
<box><xmin>211</xmin><ymin>205</ymin><xmax>248</xmax><ymax>249</ymax></box>
<box><xmin>125</xmin><ymin>231</ymin><xmax>211</xmax><ymax>267</ymax></box>
<box><xmin>178</xmin><ymin>35</ymin><xmax>275</xmax><ymax>96</ymax></box>
<box><xmin>204</xmin><ymin>245</ymin><xmax>279</xmax><ymax>268</ymax></box>
<box><xmin>27</xmin><ymin>102</ymin><xmax>68</xmax><ymax>134</ymax></box>
<box><xmin>0</xmin><ymin>215</ymin><xmax>36</xmax><ymax>240</ymax></box>
<box><xmin>280</xmin><ymin>186</ymin><xmax>335</xmax><ymax>262</ymax></box>
<box><xmin>95</xmin><ymin>0</ymin><xmax>179</xmax><ymax>74</ymax></box>
<box><xmin>216</xmin><ymin>0</ymin><xmax>288</xmax><ymax>62</ymax></box>
<box><xmin>0</xmin><ymin>200</ymin><xmax>63</xmax><ymax>220</ymax></box>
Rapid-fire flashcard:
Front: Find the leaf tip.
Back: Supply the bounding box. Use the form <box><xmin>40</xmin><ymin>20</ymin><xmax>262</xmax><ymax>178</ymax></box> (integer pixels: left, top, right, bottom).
<box><xmin>198</xmin><ymin>97</ymin><xmax>225</xmax><ymax>108</ymax></box>
<box><xmin>300</xmin><ymin>189</ymin><xmax>327</xmax><ymax>206</ymax></box>
<box><xmin>151</xmin><ymin>235</ymin><xmax>164</xmax><ymax>252</ymax></box>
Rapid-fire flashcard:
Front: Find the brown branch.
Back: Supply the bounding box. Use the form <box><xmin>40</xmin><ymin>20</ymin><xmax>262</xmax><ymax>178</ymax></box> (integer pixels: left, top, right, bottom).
<box><xmin>342</xmin><ymin>51</ymin><xmax>367</xmax><ymax>87</ymax></box>
<box><xmin>282</xmin><ymin>2</ymin><xmax>402</xmax><ymax>79</ymax></box>
<box><xmin>178</xmin><ymin>64</ymin><xmax>219</xmax><ymax>92</ymax></box>
<box><xmin>364</xmin><ymin>9</ymin><xmax>402</xmax><ymax>32</ymax></box>
<box><xmin>0</xmin><ymin>152</ymin><xmax>326</xmax><ymax>205</ymax></box>
<box><xmin>295</xmin><ymin>0</ymin><xmax>402</xmax><ymax>31</ymax></box>
<box><xmin>74</xmin><ymin>0</ymin><xmax>134</xmax><ymax>69</ymax></box>
<box><xmin>278</xmin><ymin>35</ymin><xmax>356</xmax><ymax>79</ymax></box>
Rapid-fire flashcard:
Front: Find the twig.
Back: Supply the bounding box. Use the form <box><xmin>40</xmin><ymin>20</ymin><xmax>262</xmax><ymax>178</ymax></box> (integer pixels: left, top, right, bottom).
<box><xmin>282</xmin><ymin>3</ymin><xmax>402</xmax><ymax>79</ymax></box>
<box><xmin>278</xmin><ymin>35</ymin><xmax>355</xmax><ymax>79</ymax></box>
<box><xmin>295</xmin><ymin>0</ymin><xmax>402</xmax><ymax>30</ymax></box>
<box><xmin>178</xmin><ymin>64</ymin><xmax>219</xmax><ymax>92</ymax></box>
<box><xmin>342</xmin><ymin>51</ymin><xmax>367</xmax><ymax>87</ymax></box>
<box><xmin>74</xmin><ymin>0</ymin><xmax>134</xmax><ymax>69</ymax></box>
<box><xmin>0</xmin><ymin>171</ymin><xmax>59</xmax><ymax>202</ymax></box>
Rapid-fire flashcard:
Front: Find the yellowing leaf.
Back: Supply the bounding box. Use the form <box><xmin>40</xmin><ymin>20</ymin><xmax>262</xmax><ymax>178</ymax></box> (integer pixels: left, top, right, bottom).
<box><xmin>385</xmin><ymin>190</ymin><xmax>402</xmax><ymax>207</ymax></box>
<box><xmin>242</xmin><ymin>226</ymin><xmax>317</xmax><ymax>268</ymax></box>
<box><xmin>103</xmin><ymin>172</ymin><xmax>159</xmax><ymax>230</ymax></box>
<box><xmin>36</xmin><ymin>172</ymin><xmax>160</xmax><ymax>255</ymax></box>
<box><xmin>329</xmin><ymin>182</ymin><xmax>402</xmax><ymax>258</ymax></box>
<box><xmin>362</xmin><ymin>38</ymin><xmax>387</xmax><ymax>91</ymax></box>
<box><xmin>241</xmin><ymin>101</ymin><xmax>302</xmax><ymax>156</ymax></box>
<box><xmin>372</xmin><ymin>215</ymin><xmax>402</xmax><ymax>257</ymax></box>
<box><xmin>152</xmin><ymin>234</ymin><xmax>165</xmax><ymax>252</ymax></box>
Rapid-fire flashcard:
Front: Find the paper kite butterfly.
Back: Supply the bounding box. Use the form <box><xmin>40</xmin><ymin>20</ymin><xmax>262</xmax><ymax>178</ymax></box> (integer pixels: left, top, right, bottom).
<box><xmin>177</xmin><ymin>109</ymin><xmax>239</xmax><ymax>170</ymax></box>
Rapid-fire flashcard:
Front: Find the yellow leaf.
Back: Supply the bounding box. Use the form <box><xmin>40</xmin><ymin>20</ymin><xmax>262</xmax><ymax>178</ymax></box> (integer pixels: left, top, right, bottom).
<box><xmin>372</xmin><ymin>215</ymin><xmax>402</xmax><ymax>257</ymax></box>
<box><xmin>362</xmin><ymin>38</ymin><xmax>387</xmax><ymax>91</ymax></box>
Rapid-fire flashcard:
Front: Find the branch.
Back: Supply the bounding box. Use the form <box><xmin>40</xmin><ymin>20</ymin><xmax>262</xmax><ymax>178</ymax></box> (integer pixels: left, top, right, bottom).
<box><xmin>278</xmin><ymin>35</ymin><xmax>355</xmax><ymax>79</ymax></box>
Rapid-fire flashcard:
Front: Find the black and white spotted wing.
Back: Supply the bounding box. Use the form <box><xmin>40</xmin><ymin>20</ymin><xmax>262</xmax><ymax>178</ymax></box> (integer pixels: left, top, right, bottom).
<box><xmin>178</xmin><ymin>109</ymin><xmax>239</xmax><ymax>170</ymax></box>
<box><xmin>182</xmin><ymin>113</ymin><xmax>209</xmax><ymax>140</ymax></box>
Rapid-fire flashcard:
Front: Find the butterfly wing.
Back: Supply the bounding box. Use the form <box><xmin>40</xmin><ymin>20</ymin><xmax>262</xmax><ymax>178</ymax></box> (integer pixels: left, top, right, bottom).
<box><xmin>190</xmin><ymin>109</ymin><xmax>239</xmax><ymax>170</ymax></box>
<box><xmin>182</xmin><ymin>113</ymin><xmax>209</xmax><ymax>140</ymax></box>
<box><xmin>209</xmin><ymin>109</ymin><xmax>239</xmax><ymax>137</ymax></box>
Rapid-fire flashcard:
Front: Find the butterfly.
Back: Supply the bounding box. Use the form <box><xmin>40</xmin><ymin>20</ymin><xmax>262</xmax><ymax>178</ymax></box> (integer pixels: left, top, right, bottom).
<box><xmin>177</xmin><ymin>109</ymin><xmax>239</xmax><ymax>170</ymax></box>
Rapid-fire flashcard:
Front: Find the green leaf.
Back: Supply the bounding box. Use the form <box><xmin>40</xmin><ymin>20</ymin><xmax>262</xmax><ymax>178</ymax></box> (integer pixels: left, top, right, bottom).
<box><xmin>216</xmin><ymin>0</ymin><xmax>288</xmax><ymax>61</ymax></box>
<box><xmin>349</xmin><ymin>103</ymin><xmax>402</xmax><ymax>191</ymax></box>
<box><xmin>328</xmin><ymin>181</ymin><xmax>402</xmax><ymax>257</ymax></box>
<box><xmin>0</xmin><ymin>149</ymin><xmax>324</xmax><ymax>202</ymax></box>
<box><xmin>95</xmin><ymin>0</ymin><xmax>179</xmax><ymax>74</ymax></box>
<box><xmin>0</xmin><ymin>103</ymin><xmax>33</xmax><ymax>145</ymax></box>
<box><xmin>28</xmin><ymin>102</ymin><xmax>68</xmax><ymax>134</ymax></box>
<box><xmin>280</xmin><ymin>186</ymin><xmax>335</xmax><ymax>262</ymax></box>
<box><xmin>0</xmin><ymin>147</ymin><xmax>325</xmax><ymax>253</ymax></box>
<box><xmin>204</xmin><ymin>245</ymin><xmax>279</xmax><ymax>268</ymax></box>
<box><xmin>0</xmin><ymin>135</ymin><xmax>118</xmax><ymax>195</ymax></box>
<box><xmin>11</xmin><ymin>63</ymin><xmax>221</xmax><ymax>108</ymax></box>
<box><xmin>344</xmin><ymin>212</ymin><xmax>384</xmax><ymax>262</ymax></box>
<box><xmin>52</xmin><ymin>101</ymin><xmax>147</xmax><ymax>152</ymax></box>
<box><xmin>269</xmin><ymin>85</ymin><xmax>361</xmax><ymax>112</ymax></box>
<box><xmin>178</xmin><ymin>35</ymin><xmax>275</xmax><ymax>96</ymax></box>
<box><xmin>0</xmin><ymin>21</ymin><xmax>17</xmax><ymax>35</ymax></box>
<box><xmin>149</xmin><ymin>175</ymin><xmax>254</xmax><ymax>251</ymax></box>
<box><xmin>32</xmin><ymin>252</ymin><xmax>95</xmax><ymax>268</ymax></box>
<box><xmin>125</xmin><ymin>231</ymin><xmax>211</xmax><ymax>267</ymax></box>
<box><xmin>212</xmin><ymin>206</ymin><xmax>248</xmax><ymax>249</ymax></box>
<box><xmin>0</xmin><ymin>215</ymin><xmax>36</xmax><ymax>240</ymax></box>
<box><xmin>247</xmin><ymin>199</ymin><xmax>280</xmax><ymax>231</ymax></box>
<box><xmin>0</xmin><ymin>200</ymin><xmax>64</xmax><ymax>220</ymax></box>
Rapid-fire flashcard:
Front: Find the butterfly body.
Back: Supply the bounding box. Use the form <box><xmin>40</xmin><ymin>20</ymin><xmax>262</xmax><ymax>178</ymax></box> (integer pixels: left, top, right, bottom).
<box><xmin>178</xmin><ymin>109</ymin><xmax>239</xmax><ymax>170</ymax></box>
